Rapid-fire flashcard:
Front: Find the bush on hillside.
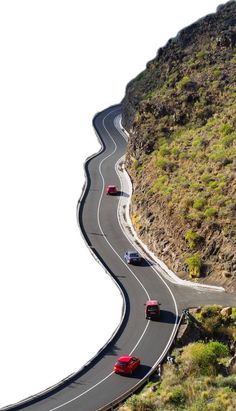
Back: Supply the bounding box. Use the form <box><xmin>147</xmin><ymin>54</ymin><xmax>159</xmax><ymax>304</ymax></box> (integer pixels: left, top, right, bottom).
<box><xmin>185</xmin><ymin>230</ymin><xmax>199</xmax><ymax>249</ymax></box>
<box><xmin>186</xmin><ymin>254</ymin><xmax>202</xmax><ymax>278</ymax></box>
<box><xmin>180</xmin><ymin>341</ymin><xmax>229</xmax><ymax>376</ymax></box>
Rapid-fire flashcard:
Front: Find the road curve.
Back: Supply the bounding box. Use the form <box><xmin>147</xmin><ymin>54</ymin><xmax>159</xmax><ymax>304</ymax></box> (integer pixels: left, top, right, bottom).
<box><xmin>3</xmin><ymin>105</ymin><xmax>179</xmax><ymax>411</ymax></box>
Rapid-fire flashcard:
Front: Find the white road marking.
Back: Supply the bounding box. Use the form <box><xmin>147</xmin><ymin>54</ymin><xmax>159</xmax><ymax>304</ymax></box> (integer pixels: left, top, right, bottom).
<box><xmin>49</xmin><ymin>107</ymin><xmax>152</xmax><ymax>410</ymax></box>
<box><xmin>49</xmin><ymin>372</ymin><xmax>114</xmax><ymax>411</ymax></box>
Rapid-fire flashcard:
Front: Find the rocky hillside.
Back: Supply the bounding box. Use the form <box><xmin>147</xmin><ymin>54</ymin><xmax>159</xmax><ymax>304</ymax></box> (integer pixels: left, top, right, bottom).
<box><xmin>121</xmin><ymin>0</ymin><xmax>236</xmax><ymax>291</ymax></box>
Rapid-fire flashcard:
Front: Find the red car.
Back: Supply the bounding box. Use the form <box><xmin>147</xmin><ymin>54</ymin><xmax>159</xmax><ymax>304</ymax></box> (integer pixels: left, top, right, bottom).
<box><xmin>114</xmin><ymin>355</ymin><xmax>140</xmax><ymax>375</ymax></box>
<box><xmin>106</xmin><ymin>185</ymin><xmax>118</xmax><ymax>195</ymax></box>
<box><xmin>145</xmin><ymin>300</ymin><xmax>161</xmax><ymax>320</ymax></box>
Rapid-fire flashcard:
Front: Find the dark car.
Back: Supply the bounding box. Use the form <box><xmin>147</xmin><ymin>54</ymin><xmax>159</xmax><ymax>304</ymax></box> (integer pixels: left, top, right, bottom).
<box><xmin>124</xmin><ymin>250</ymin><xmax>142</xmax><ymax>264</ymax></box>
<box><xmin>114</xmin><ymin>355</ymin><xmax>140</xmax><ymax>375</ymax></box>
<box><xmin>106</xmin><ymin>185</ymin><xmax>118</xmax><ymax>195</ymax></box>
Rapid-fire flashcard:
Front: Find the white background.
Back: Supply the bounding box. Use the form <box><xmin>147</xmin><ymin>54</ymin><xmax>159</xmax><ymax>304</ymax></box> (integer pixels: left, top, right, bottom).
<box><xmin>0</xmin><ymin>0</ymin><xmax>227</xmax><ymax>406</ymax></box>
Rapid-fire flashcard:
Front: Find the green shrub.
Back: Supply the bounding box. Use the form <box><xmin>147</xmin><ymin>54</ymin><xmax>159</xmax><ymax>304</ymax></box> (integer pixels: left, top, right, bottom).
<box><xmin>182</xmin><ymin>197</ymin><xmax>193</xmax><ymax>208</ymax></box>
<box><xmin>197</xmin><ymin>306</ymin><xmax>223</xmax><ymax>333</ymax></box>
<box><xmin>205</xmin><ymin>117</ymin><xmax>218</xmax><ymax>129</ymax></box>
<box><xmin>212</xmin><ymin>68</ymin><xmax>221</xmax><ymax>78</ymax></box>
<box><xmin>196</xmin><ymin>50</ymin><xmax>206</xmax><ymax>59</ymax></box>
<box><xmin>158</xmin><ymin>137</ymin><xmax>167</xmax><ymax>146</ymax></box>
<box><xmin>161</xmin><ymin>186</ymin><xmax>173</xmax><ymax>196</ymax></box>
<box><xmin>159</xmin><ymin>144</ymin><xmax>170</xmax><ymax>156</ymax></box>
<box><xmin>185</xmin><ymin>230</ymin><xmax>199</xmax><ymax>249</ymax></box>
<box><xmin>177</xmin><ymin>76</ymin><xmax>193</xmax><ymax>90</ymax></box>
<box><xmin>212</xmin><ymin>80</ymin><xmax>220</xmax><ymax>89</ymax></box>
<box><xmin>181</xmin><ymin>341</ymin><xmax>229</xmax><ymax>376</ymax></box>
<box><xmin>181</xmin><ymin>342</ymin><xmax>214</xmax><ymax>376</ymax></box>
<box><xmin>220</xmin><ymin>123</ymin><xmax>233</xmax><ymax>136</ymax></box>
<box><xmin>187</xmin><ymin>211</ymin><xmax>204</xmax><ymax>223</ymax></box>
<box><xmin>201</xmin><ymin>305</ymin><xmax>222</xmax><ymax>318</ymax></box>
<box><xmin>171</xmin><ymin>146</ymin><xmax>180</xmax><ymax>157</ymax></box>
<box><xmin>210</xmin><ymin>194</ymin><xmax>226</xmax><ymax>206</ymax></box>
<box><xmin>218</xmin><ymin>173</ymin><xmax>227</xmax><ymax>182</ymax></box>
<box><xmin>208</xmin><ymin>180</ymin><xmax>218</xmax><ymax>189</ymax></box>
<box><xmin>179</xmin><ymin>151</ymin><xmax>190</xmax><ymax>159</ymax></box>
<box><xmin>156</xmin><ymin>158</ymin><xmax>168</xmax><ymax>170</ymax></box>
<box><xmin>150</xmin><ymin>176</ymin><xmax>168</xmax><ymax>192</ymax></box>
<box><xmin>208</xmin><ymin>149</ymin><xmax>229</xmax><ymax>163</ymax></box>
<box><xmin>221</xmin><ymin>133</ymin><xmax>236</xmax><ymax>147</ymax></box>
<box><xmin>208</xmin><ymin>341</ymin><xmax>229</xmax><ymax>358</ymax></box>
<box><xmin>215</xmin><ymin>181</ymin><xmax>226</xmax><ymax>192</ymax></box>
<box><xmin>193</xmin><ymin>198</ymin><xmax>206</xmax><ymax>210</ymax></box>
<box><xmin>190</xmin><ymin>398</ymin><xmax>208</xmax><ymax>411</ymax></box>
<box><xmin>230</xmin><ymin>307</ymin><xmax>236</xmax><ymax>323</ymax></box>
<box><xmin>190</xmin><ymin>182</ymin><xmax>202</xmax><ymax>191</ymax></box>
<box><xmin>168</xmin><ymin>385</ymin><xmax>186</xmax><ymax>406</ymax></box>
<box><xmin>201</xmin><ymin>174</ymin><xmax>212</xmax><ymax>183</ymax></box>
<box><xmin>133</xmin><ymin>159</ymin><xmax>139</xmax><ymax>169</ymax></box>
<box><xmin>204</xmin><ymin>207</ymin><xmax>218</xmax><ymax>218</ymax></box>
<box><xmin>186</xmin><ymin>254</ymin><xmax>202</xmax><ymax>278</ymax></box>
<box><xmin>166</xmin><ymin>70</ymin><xmax>179</xmax><ymax>87</ymax></box>
<box><xmin>217</xmin><ymin>375</ymin><xmax>236</xmax><ymax>390</ymax></box>
<box><xmin>192</xmin><ymin>137</ymin><xmax>203</xmax><ymax>147</ymax></box>
<box><xmin>126</xmin><ymin>395</ymin><xmax>155</xmax><ymax>410</ymax></box>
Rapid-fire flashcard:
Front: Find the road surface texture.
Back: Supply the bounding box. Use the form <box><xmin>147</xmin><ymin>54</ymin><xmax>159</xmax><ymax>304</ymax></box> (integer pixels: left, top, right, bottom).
<box><xmin>3</xmin><ymin>105</ymin><xmax>235</xmax><ymax>411</ymax></box>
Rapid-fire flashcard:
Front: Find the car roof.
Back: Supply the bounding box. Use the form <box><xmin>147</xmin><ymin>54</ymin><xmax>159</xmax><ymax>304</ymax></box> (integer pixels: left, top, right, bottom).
<box><xmin>127</xmin><ymin>250</ymin><xmax>139</xmax><ymax>254</ymax></box>
<box><xmin>146</xmin><ymin>300</ymin><xmax>159</xmax><ymax>306</ymax></box>
<box><xmin>118</xmin><ymin>355</ymin><xmax>132</xmax><ymax>362</ymax></box>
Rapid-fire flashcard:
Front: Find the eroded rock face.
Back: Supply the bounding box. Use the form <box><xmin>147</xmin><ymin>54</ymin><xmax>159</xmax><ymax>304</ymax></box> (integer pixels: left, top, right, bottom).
<box><xmin>121</xmin><ymin>1</ymin><xmax>236</xmax><ymax>291</ymax></box>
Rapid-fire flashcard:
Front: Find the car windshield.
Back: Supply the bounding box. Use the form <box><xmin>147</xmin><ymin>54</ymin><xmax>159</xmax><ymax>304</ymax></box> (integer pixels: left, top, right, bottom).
<box><xmin>130</xmin><ymin>253</ymin><xmax>139</xmax><ymax>258</ymax></box>
<box><xmin>147</xmin><ymin>306</ymin><xmax>158</xmax><ymax>311</ymax></box>
<box><xmin>117</xmin><ymin>361</ymin><xmax>128</xmax><ymax>366</ymax></box>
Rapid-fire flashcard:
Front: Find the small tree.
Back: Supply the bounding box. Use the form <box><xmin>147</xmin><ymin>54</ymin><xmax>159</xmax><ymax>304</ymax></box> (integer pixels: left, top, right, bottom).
<box><xmin>186</xmin><ymin>254</ymin><xmax>202</xmax><ymax>278</ymax></box>
<box><xmin>185</xmin><ymin>230</ymin><xmax>199</xmax><ymax>249</ymax></box>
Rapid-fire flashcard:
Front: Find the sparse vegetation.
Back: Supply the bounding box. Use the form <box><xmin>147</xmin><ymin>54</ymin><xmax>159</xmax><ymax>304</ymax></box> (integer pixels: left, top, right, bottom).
<box><xmin>120</xmin><ymin>306</ymin><xmax>236</xmax><ymax>411</ymax></box>
<box><xmin>122</xmin><ymin>0</ymin><xmax>236</xmax><ymax>291</ymax></box>
<box><xmin>122</xmin><ymin>1</ymin><xmax>236</xmax><ymax>291</ymax></box>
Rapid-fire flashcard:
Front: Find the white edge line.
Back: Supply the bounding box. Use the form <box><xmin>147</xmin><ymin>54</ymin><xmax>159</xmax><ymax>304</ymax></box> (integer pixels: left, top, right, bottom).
<box><xmin>49</xmin><ymin>107</ymin><xmax>153</xmax><ymax>410</ymax></box>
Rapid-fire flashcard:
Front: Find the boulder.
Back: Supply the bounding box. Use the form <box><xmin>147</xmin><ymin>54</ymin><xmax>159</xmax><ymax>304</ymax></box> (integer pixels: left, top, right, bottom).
<box><xmin>220</xmin><ymin>307</ymin><xmax>232</xmax><ymax>317</ymax></box>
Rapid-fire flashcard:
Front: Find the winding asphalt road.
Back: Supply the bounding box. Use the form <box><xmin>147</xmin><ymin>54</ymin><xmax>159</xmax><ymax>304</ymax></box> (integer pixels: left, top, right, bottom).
<box><xmin>4</xmin><ymin>105</ymin><xmax>235</xmax><ymax>411</ymax></box>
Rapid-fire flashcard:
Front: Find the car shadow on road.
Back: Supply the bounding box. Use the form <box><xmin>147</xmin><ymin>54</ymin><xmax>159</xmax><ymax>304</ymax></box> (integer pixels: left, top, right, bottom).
<box><xmin>113</xmin><ymin>364</ymin><xmax>152</xmax><ymax>379</ymax></box>
<box><xmin>131</xmin><ymin>364</ymin><xmax>152</xmax><ymax>379</ymax></box>
<box><xmin>140</xmin><ymin>258</ymin><xmax>154</xmax><ymax>267</ymax></box>
<box><xmin>117</xmin><ymin>190</ymin><xmax>129</xmax><ymax>198</ymax></box>
<box><xmin>159</xmin><ymin>310</ymin><xmax>180</xmax><ymax>324</ymax></box>
<box><xmin>125</xmin><ymin>259</ymin><xmax>154</xmax><ymax>268</ymax></box>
